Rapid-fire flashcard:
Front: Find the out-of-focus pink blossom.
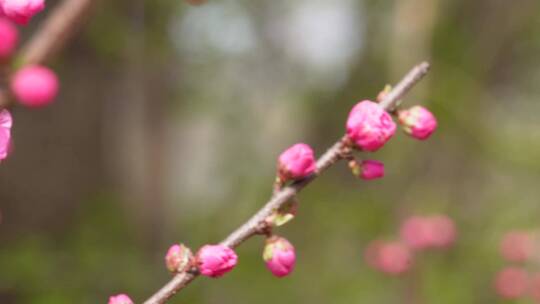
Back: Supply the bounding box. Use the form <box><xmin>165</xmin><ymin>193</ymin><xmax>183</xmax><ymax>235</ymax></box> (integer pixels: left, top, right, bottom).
<box><xmin>400</xmin><ymin>216</ymin><xmax>434</xmax><ymax>250</ymax></box>
<box><xmin>360</xmin><ymin>160</ymin><xmax>384</xmax><ymax>180</ymax></box>
<box><xmin>108</xmin><ymin>294</ymin><xmax>134</xmax><ymax>304</ymax></box>
<box><xmin>263</xmin><ymin>236</ymin><xmax>296</xmax><ymax>278</ymax></box>
<box><xmin>346</xmin><ymin>100</ymin><xmax>396</xmax><ymax>152</ymax></box>
<box><xmin>11</xmin><ymin>65</ymin><xmax>59</xmax><ymax>107</ymax></box>
<box><xmin>529</xmin><ymin>273</ymin><xmax>540</xmax><ymax>302</ymax></box>
<box><xmin>398</xmin><ymin>106</ymin><xmax>437</xmax><ymax>140</ymax></box>
<box><xmin>0</xmin><ymin>0</ymin><xmax>45</xmax><ymax>25</ymax></box>
<box><xmin>196</xmin><ymin>244</ymin><xmax>238</xmax><ymax>278</ymax></box>
<box><xmin>365</xmin><ymin>240</ymin><xmax>412</xmax><ymax>275</ymax></box>
<box><xmin>400</xmin><ymin>215</ymin><xmax>456</xmax><ymax>250</ymax></box>
<box><xmin>500</xmin><ymin>231</ymin><xmax>534</xmax><ymax>263</ymax></box>
<box><xmin>429</xmin><ymin>215</ymin><xmax>457</xmax><ymax>248</ymax></box>
<box><xmin>0</xmin><ymin>110</ymin><xmax>12</xmax><ymax>161</ymax></box>
<box><xmin>0</xmin><ymin>18</ymin><xmax>18</xmax><ymax>60</ymax></box>
<box><xmin>278</xmin><ymin>143</ymin><xmax>316</xmax><ymax>181</ymax></box>
<box><xmin>494</xmin><ymin>267</ymin><xmax>529</xmax><ymax>299</ymax></box>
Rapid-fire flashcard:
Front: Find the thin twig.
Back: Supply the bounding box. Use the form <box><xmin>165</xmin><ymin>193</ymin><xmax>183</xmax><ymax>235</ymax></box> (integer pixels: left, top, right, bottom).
<box><xmin>143</xmin><ymin>61</ymin><xmax>431</xmax><ymax>304</ymax></box>
<box><xmin>0</xmin><ymin>0</ymin><xmax>96</xmax><ymax>108</ymax></box>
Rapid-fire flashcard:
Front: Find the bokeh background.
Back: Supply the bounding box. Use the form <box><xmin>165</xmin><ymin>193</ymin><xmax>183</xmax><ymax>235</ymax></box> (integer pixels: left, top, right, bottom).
<box><xmin>2</xmin><ymin>0</ymin><xmax>540</xmax><ymax>303</ymax></box>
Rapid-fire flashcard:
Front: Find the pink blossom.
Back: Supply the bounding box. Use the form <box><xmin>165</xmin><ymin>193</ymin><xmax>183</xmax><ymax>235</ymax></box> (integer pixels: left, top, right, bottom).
<box><xmin>400</xmin><ymin>216</ymin><xmax>434</xmax><ymax>250</ymax></box>
<box><xmin>500</xmin><ymin>231</ymin><xmax>533</xmax><ymax>263</ymax></box>
<box><xmin>0</xmin><ymin>18</ymin><xmax>17</xmax><ymax>60</ymax></box>
<box><xmin>494</xmin><ymin>267</ymin><xmax>529</xmax><ymax>299</ymax></box>
<box><xmin>400</xmin><ymin>215</ymin><xmax>456</xmax><ymax>250</ymax></box>
<box><xmin>278</xmin><ymin>143</ymin><xmax>316</xmax><ymax>181</ymax></box>
<box><xmin>365</xmin><ymin>240</ymin><xmax>412</xmax><ymax>275</ymax></box>
<box><xmin>108</xmin><ymin>294</ymin><xmax>133</xmax><ymax>304</ymax></box>
<box><xmin>359</xmin><ymin>160</ymin><xmax>384</xmax><ymax>180</ymax></box>
<box><xmin>11</xmin><ymin>65</ymin><xmax>59</xmax><ymax>107</ymax></box>
<box><xmin>398</xmin><ymin>106</ymin><xmax>437</xmax><ymax>140</ymax></box>
<box><xmin>429</xmin><ymin>215</ymin><xmax>457</xmax><ymax>248</ymax></box>
<box><xmin>263</xmin><ymin>236</ymin><xmax>296</xmax><ymax>278</ymax></box>
<box><xmin>529</xmin><ymin>273</ymin><xmax>540</xmax><ymax>302</ymax></box>
<box><xmin>165</xmin><ymin>243</ymin><xmax>193</xmax><ymax>273</ymax></box>
<box><xmin>0</xmin><ymin>110</ymin><xmax>12</xmax><ymax>161</ymax></box>
<box><xmin>0</xmin><ymin>0</ymin><xmax>44</xmax><ymax>25</ymax></box>
<box><xmin>196</xmin><ymin>244</ymin><xmax>238</xmax><ymax>278</ymax></box>
<box><xmin>346</xmin><ymin>100</ymin><xmax>396</xmax><ymax>151</ymax></box>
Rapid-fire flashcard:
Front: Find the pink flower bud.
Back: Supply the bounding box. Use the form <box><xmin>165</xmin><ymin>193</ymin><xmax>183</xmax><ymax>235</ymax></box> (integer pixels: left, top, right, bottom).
<box><xmin>165</xmin><ymin>243</ymin><xmax>194</xmax><ymax>273</ymax></box>
<box><xmin>196</xmin><ymin>244</ymin><xmax>238</xmax><ymax>278</ymax></box>
<box><xmin>346</xmin><ymin>100</ymin><xmax>396</xmax><ymax>151</ymax></box>
<box><xmin>0</xmin><ymin>110</ymin><xmax>12</xmax><ymax>161</ymax></box>
<box><xmin>11</xmin><ymin>65</ymin><xmax>59</xmax><ymax>107</ymax></box>
<box><xmin>359</xmin><ymin>160</ymin><xmax>384</xmax><ymax>180</ymax></box>
<box><xmin>398</xmin><ymin>106</ymin><xmax>437</xmax><ymax>140</ymax></box>
<box><xmin>365</xmin><ymin>240</ymin><xmax>412</xmax><ymax>275</ymax></box>
<box><xmin>277</xmin><ymin>143</ymin><xmax>316</xmax><ymax>181</ymax></box>
<box><xmin>494</xmin><ymin>267</ymin><xmax>529</xmax><ymax>299</ymax></box>
<box><xmin>0</xmin><ymin>18</ymin><xmax>17</xmax><ymax>60</ymax></box>
<box><xmin>500</xmin><ymin>231</ymin><xmax>533</xmax><ymax>263</ymax></box>
<box><xmin>263</xmin><ymin>236</ymin><xmax>296</xmax><ymax>278</ymax></box>
<box><xmin>108</xmin><ymin>294</ymin><xmax>133</xmax><ymax>304</ymax></box>
<box><xmin>0</xmin><ymin>0</ymin><xmax>44</xmax><ymax>25</ymax></box>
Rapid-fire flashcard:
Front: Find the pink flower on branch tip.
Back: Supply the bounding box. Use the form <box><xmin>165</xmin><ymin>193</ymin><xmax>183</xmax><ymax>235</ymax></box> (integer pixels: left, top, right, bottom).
<box><xmin>0</xmin><ymin>18</ymin><xmax>18</xmax><ymax>60</ymax></box>
<box><xmin>365</xmin><ymin>240</ymin><xmax>412</xmax><ymax>275</ymax></box>
<box><xmin>165</xmin><ymin>243</ymin><xmax>194</xmax><ymax>273</ymax></box>
<box><xmin>500</xmin><ymin>231</ymin><xmax>533</xmax><ymax>263</ymax></box>
<box><xmin>494</xmin><ymin>267</ymin><xmax>529</xmax><ymax>299</ymax></box>
<box><xmin>196</xmin><ymin>244</ymin><xmax>238</xmax><ymax>278</ymax></box>
<box><xmin>11</xmin><ymin>65</ymin><xmax>59</xmax><ymax>107</ymax></box>
<box><xmin>278</xmin><ymin>143</ymin><xmax>316</xmax><ymax>181</ymax></box>
<box><xmin>263</xmin><ymin>236</ymin><xmax>296</xmax><ymax>278</ymax></box>
<box><xmin>346</xmin><ymin>100</ymin><xmax>396</xmax><ymax>152</ymax></box>
<box><xmin>398</xmin><ymin>106</ymin><xmax>437</xmax><ymax>140</ymax></box>
<box><xmin>0</xmin><ymin>110</ymin><xmax>12</xmax><ymax>161</ymax></box>
<box><xmin>108</xmin><ymin>294</ymin><xmax>134</xmax><ymax>304</ymax></box>
<box><xmin>0</xmin><ymin>0</ymin><xmax>45</xmax><ymax>25</ymax></box>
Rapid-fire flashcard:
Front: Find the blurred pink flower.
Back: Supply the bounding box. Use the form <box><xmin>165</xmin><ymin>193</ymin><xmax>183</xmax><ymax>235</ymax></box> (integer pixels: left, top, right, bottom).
<box><xmin>429</xmin><ymin>215</ymin><xmax>457</xmax><ymax>248</ymax></box>
<box><xmin>500</xmin><ymin>231</ymin><xmax>533</xmax><ymax>263</ymax></box>
<box><xmin>0</xmin><ymin>0</ymin><xmax>44</xmax><ymax>25</ymax></box>
<box><xmin>494</xmin><ymin>267</ymin><xmax>529</xmax><ymax>299</ymax></box>
<box><xmin>278</xmin><ymin>143</ymin><xmax>316</xmax><ymax>181</ymax></box>
<box><xmin>529</xmin><ymin>273</ymin><xmax>540</xmax><ymax>302</ymax></box>
<box><xmin>196</xmin><ymin>244</ymin><xmax>238</xmax><ymax>278</ymax></box>
<box><xmin>11</xmin><ymin>65</ymin><xmax>59</xmax><ymax>107</ymax></box>
<box><xmin>398</xmin><ymin>106</ymin><xmax>437</xmax><ymax>140</ymax></box>
<box><xmin>360</xmin><ymin>160</ymin><xmax>384</xmax><ymax>180</ymax></box>
<box><xmin>108</xmin><ymin>294</ymin><xmax>133</xmax><ymax>304</ymax></box>
<box><xmin>0</xmin><ymin>17</ymin><xmax>18</xmax><ymax>60</ymax></box>
<box><xmin>0</xmin><ymin>110</ymin><xmax>12</xmax><ymax>161</ymax></box>
<box><xmin>400</xmin><ymin>215</ymin><xmax>456</xmax><ymax>250</ymax></box>
<box><xmin>346</xmin><ymin>100</ymin><xmax>396</xmax><ymax>152</ymax></box>
<box><xmin>263</xmin><ymin>236</ymin><xmax>296</xmax><ymax>278</ymax></box>
<box><xmin>400</xmin><ymin>216</ymin><xmax>434</xmax><ymax>250</ymax></box>
<box><xmin>365</xmin><ymin>240</ymin><xmax>412</xmax><ymax>275</ymax></box>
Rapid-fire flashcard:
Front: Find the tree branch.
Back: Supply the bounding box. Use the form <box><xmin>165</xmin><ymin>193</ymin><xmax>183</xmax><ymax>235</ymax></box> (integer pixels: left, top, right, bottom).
<box><xmin>0</xmin><ymin>0</ymin><xmax>96</xmax><ymax>108</ymax></box>
<box><xmin>143</xmin><ymin>61</ymin><xmax>431</xmax><ymax>304</ymax></box>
